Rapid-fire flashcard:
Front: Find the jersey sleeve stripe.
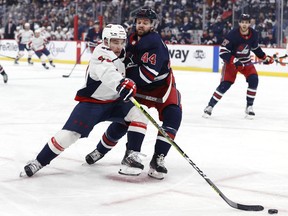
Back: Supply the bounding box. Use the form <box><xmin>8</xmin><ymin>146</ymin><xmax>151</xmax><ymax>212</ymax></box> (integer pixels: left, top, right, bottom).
<box><xmin>139</xmin><ymin>65</ymin><xmax>156</xmax><ymax>83</ymax></box>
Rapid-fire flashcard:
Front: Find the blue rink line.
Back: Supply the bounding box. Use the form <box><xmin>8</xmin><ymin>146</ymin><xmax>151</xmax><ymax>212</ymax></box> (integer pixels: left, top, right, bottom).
<box><xmin>213</xmin><ymin>46</ymin><xmax>219</xmax><ymax>73</ymax></box>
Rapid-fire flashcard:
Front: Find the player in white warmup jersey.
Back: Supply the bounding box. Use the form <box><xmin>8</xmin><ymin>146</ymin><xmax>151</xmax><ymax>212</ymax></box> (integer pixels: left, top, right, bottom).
<box><xmin>14</xmin><ymin>23</ymin><xmax>34</xmax><ymax>65</ymax></box>
<box><xmin>27</xmin><ymin>29</ymin><xmax>55</xmax><ymax>69</ymax></box>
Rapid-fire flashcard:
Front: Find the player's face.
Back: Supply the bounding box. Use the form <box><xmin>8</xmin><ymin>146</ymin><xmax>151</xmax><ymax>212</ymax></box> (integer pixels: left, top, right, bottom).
<box><xmin>239</xmin><ymin>20</ymin><xmax>250</xmax><ymax>33</ymax></box>
<box><xmin>136</xmin><ymin>18</ymin><xmax>153</xmax><ymax>36</ymax></box>
<box><xmin>109</xmin><ymin>38</ymin><xmax>126</xmax><ymax>56</ymax></box>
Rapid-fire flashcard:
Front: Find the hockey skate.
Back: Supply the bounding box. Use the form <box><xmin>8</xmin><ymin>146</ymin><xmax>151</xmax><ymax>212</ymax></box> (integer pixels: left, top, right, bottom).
<box><xmin>21</xmin><ymin>160</ymin><xmax>43</xmax><ymax>177</ymax></box>
<box><xmin>85</xmin><ymin>149</ymin><xmax>104</xmax><ymax>165</ymax></box>
<box><xmin>148</xmin><ymin>154</ymin><xmax>167</xmax><ymax>180</ymax></box>
<box><xmin>119</xmin><ymin>150</ymin><xmax>145</xmax><ymax>176</ymax></box>
<box><xmin>202</xmin><ymin>106</ymin><xmax>213</xmax><ymax>118</ymax></box>
<box><xmin>49</xmin><ymin>61</ymin><xmax>56</xmax><ymax>68</ymax></box>
<box><xmin>42</xmin><ymin>63</ymin><xmax>49</xmax><ymax>70</ymax></box>
<box><xmin>245</xmin><ymin>106</ymin><xmax>255</xmax><ymax>119</ymax></box>
<box><xmin>1</xmin><ymin>72</ymin><xmax>8</xmax><ymax>83</ymax></box>
<box><xmin>14</xmin><ymin>59</ymin><xmax>19</xmax><ymax>65</ymax></box>
<box><xmin>28</xmin><ymin>60</ymin><xmax>34</xmax><ymax>65</ymax></box>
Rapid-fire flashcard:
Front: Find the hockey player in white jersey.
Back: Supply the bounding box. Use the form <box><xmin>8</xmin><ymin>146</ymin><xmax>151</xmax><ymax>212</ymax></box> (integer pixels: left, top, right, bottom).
<box><xmin>14</xmin><ymin>23</ymin><xmax>34</xmax><ymax>65</ymax></box>
<box><xmin>27</xmin><ymin>29</ymin><xmax>55</xmax><ymax>69</ymax></box>
<box><xmin>21</xmin><ymin>24</ymin><xmax>148</xmax><ymax>177</ymax></box>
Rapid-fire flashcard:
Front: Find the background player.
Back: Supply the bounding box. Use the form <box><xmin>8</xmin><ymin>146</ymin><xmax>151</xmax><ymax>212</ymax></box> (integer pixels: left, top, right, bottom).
<box><xmin>86</xmin><ymin>8</ymin><xmax>182</xmax><ymax>180</ymax></box>
<box><xmin>21</xmin><ymin>24</ymin><xmax>147</xmax><ymax>177</ymax></box>
<box><xmin>85</xmin><ymin>21</ymin><xmax>103</xmax><ymax>52</ymax></box>
<box><xmin>0</xmin><ymin>64</ymin><xmax>8</xmax><ymax>84</ymax></box>
<box><xmin>14</xmin><ymin>23</ymin><xmax>34</xmax><ymax>65</ymax></box>
<box><xmin>27</xmin><ymin>29</ymin><xmax>55</xmax><ymax>69</ymax></box>
<box><xmin>203</xmin><ymin>14</ymin><xmax>274</xmax><ymax>119</ymax></box>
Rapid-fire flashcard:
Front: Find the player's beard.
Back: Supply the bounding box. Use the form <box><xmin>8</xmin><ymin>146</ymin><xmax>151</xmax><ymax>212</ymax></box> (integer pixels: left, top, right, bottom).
<box><xmin>136</xmin><ymin>27</ymin><xmax>150</xmax><ymax>36</ymax></box>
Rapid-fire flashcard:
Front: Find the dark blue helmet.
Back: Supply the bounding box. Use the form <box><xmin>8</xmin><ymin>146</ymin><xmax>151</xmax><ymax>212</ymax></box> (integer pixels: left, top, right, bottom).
<box><xmin>239</xmin><ymin>14</ymin><xmax>250</xmax><ymax>22</ymax></box>
<box><xmin>134</xmin><ymin>8</ymin><xmax>158</xmax><ymax>30</ymax></box>
<box><xmin>135</xmin><ymin>8</ymin><xmax>157</xmax><ymax>21</ymax></box>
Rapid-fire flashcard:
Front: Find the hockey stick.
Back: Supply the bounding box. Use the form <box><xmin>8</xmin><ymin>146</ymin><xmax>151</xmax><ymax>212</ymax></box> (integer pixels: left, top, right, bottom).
<box><xmin>0</xmin><ymin>53</ymin><xmax>16</xmax><ymax>60</ymax></box>
<box><xmin>130</xmin><ymin>97</ymin><xmax>264</xmax><ymax>211</ymax></box>
<box><xmin>273</xmin><ymin>43</ymin><xmax>288</xmax><ymax>64</ymax></box>
<box><xmin>273</xmin><ymin>54</ymin><xmax>288</xmax><ymax>64</ymax></box>
<box><xmin>62</xmin><ymin>46</ymin><xmax>87</xmax><ymax>78</ymax></box>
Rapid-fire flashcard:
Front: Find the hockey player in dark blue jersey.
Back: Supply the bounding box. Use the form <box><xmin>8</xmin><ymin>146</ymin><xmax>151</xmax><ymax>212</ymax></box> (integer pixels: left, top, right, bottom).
<box><xmin>203</xmin><ymin>14</ymin><xmax>274</xmax><ymax>119</ymax></box>
<box><xmin>85</xmin><ymin>21</ymin><xmax>102</xmax><ymax>52</ymax></box>
<box><xmin>124</xmin><ymin>8</ymin><xmax>182</xmax><ymax>180</ymax></box>
<box><xmin>85</xmin><ymin>8</ymin><xmax>182</xmax><ymax>180</ymax></box>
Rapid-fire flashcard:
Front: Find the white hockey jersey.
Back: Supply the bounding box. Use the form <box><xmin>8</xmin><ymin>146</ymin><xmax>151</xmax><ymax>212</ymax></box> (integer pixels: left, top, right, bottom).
<box><xmin>17</xmin><ymin>29</ymin><xmax>34</xmax><ymax>44</ymax></box>
<box><xmin>75</xmin><ymin>43</ymin><xmax>125</xmax><ymax>103</ymax></box>
<box><xmin>28</xmin><ymin>36</ymin><xmax>47</xmax><ymax>51</ymax></box>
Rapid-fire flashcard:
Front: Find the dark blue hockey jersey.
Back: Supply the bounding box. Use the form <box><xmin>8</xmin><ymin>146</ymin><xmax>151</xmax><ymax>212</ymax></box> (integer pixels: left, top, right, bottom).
<box><xmin>85</xmin><ymin>28</ymin><xmax>102</xmax><ymax>43</ymax></box>
<box><xmin>125</xmin><ymin>31</ymin><xmax>172</xmax><ymax>92</ymax></box>
<box><xmin>219</xmin><ymin>27</ymin><xmax>266</xmax><ymax>64</ymax></box>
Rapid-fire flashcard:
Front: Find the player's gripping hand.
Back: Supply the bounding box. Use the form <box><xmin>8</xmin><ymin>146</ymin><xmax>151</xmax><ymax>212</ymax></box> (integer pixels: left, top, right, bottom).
<box><xmin>234</xmin><ymin>61</ymin><xmax>244</xmax><ymax>71</ymax></box>
<box><xmin>116</xmin><ymin>78</ymin><xmax>137</xmax><ymax>102</ymax></box>
<box><xmin>262</xmin><ymin>55</ymin><xmax>274</xmax><ymax>64</ymax></box>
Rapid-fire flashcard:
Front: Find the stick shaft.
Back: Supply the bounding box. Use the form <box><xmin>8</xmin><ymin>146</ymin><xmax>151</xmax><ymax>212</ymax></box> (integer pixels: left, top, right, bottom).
<box><xmin>63</xmin><ymin>46</ymin><xmax>87</xmax><ymax>78</ymax></box>
<box><xmin>130</xmin><ymin>97</ymin><xmax>264</xmax><ymax>211</ymax></box>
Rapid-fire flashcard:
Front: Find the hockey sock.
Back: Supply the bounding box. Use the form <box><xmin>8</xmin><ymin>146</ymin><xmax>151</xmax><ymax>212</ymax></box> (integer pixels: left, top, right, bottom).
<box><xmin>97</xmin><ymin>122</ymin><xmax>128</xmax><ymax>154</ymax></box>
<box><xmin>127</xmin><ymin>121</ymin><xmax>147</xmax><ymax>152</ymax></box>
<box><xmin>209</xmin><ymin>81</ymin><xmax>232</xmax><ymax>107</ymax></box>
<box><xmin>36</xmin><ymin>144</ymin><xmax>58</xmax><ymax>166</ymax></box>
<box><xmin>154</xmin><ymin>105</ymin><xmax>182</xmax><ymax>156</ymax></box>
<box><xmin>96</xmin><ymin>132</ymin><xmax>118</xmax><ymax>154</ymax></box>
<box><xmin>246</xmin><ymin>74</ymin><xmax>258</xmax><ymax>106</ymax></box>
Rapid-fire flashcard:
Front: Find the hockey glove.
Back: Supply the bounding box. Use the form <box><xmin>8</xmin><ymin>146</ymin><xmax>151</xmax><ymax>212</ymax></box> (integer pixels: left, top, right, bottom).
<box><xmin>116</xmin><ymin>78</ymin><xmax>137</xmax><ymax>102</ymax></box>
<box><xmin>234</xmin><ymin>61</ymin><xmax>244</xmax><ymax>71</ymax></box>
<box><xmin>262</xmin><ymin>55</ymin><xmax>274</xmax><ymax>64</ymax></box>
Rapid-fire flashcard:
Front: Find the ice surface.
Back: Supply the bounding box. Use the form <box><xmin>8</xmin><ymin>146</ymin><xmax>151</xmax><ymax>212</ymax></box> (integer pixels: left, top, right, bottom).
<box><xmin>0</xmin><ymin>61</ymin><xmax>287</xmax><ymax>216</ymax></box>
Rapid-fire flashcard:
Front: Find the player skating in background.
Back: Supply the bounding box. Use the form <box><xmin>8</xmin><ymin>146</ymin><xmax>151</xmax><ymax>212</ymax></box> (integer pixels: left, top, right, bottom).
<box><xmin>203</xmin><ymin>14</ymin><xmax>274</xmax><ymax>119</ymax></box>
<box><xmin>86</xmin><ymin>8</ymin><xmax>182</xmax><ymax>180</ymax></box>
<box><xmin>85</xmin><ymin>21</ymin><xmax>103</xmax><ymax>53</ymax></box>
<box><xmin>27</xmin><ymin>29</ymin><xmax>55</xmax><ymax>69</ymax></box>
<box><xmin>21</xmin><ymin>24</ymin><xmax>148</xmax><ymax>177</ymax></box>
<box><xmin>14</xmin><ymin>23</ymin><xmax>34</xmax><ymax>65</ymax></box>
<box><xmin>0</xmin><ymin>64</ymin><xmax>8</xmax><ymax>83</ymax></box>
<box><xmin>39</xmin><ymin>26</ymin><xmax>52</xmax><ymax>41</ymax></box>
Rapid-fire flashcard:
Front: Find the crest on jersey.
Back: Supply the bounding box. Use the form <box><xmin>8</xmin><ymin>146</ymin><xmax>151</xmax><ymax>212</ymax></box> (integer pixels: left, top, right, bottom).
<box><xmin>236</xmin><ymin>44</ymin><xmax>250</xmax><ymax>56</ymax></box>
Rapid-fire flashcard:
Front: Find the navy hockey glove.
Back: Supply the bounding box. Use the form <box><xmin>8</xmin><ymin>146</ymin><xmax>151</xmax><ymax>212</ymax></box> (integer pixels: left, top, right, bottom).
<box><xmin>262</xmin><ymin>55</ymin><xmax>274</xmax><ymax>64</ymax></box>
<box><xmin>116</xmin><ymin>78</ymin><xmax>137</xmax><ymax>102</ymax></box>
<box><xmin>234</xmin><ymin>61</ymin><xmax>244</xmax><ymax>71</ymax></box>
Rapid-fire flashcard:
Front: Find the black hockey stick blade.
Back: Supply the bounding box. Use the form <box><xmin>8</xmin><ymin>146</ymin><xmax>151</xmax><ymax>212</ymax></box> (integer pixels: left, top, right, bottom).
<box><xmin>214</xmin><ymin>179</ymin><xmax>264</xmax><ymax>211</ymax></box>
<box><xmin>236</xmin><ymin>203</ymin><xmax>264</xmax><ymax>211</ymax></box>
<box><xmin>130</xmin><ymin>97</ymin><xmax>264</xmax><ymax>212</ymax></box>
<box><xmin>62</xmin><ymin>74</ymin><xmax>70</xmax><ymax>78</ymax></box>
